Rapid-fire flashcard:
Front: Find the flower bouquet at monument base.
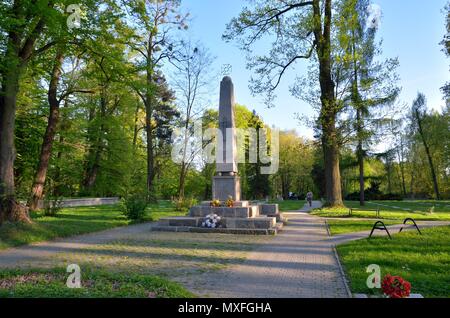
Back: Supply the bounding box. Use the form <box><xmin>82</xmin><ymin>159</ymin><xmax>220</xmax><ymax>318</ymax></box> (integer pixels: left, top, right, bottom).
<box><xmin>225</xmin><ymin>196</ymin><xmax>235</xmax><ymax>208</ymax></box>
<box><xmin>201</xmin><ymin>214</ymin><xmax>223</xmax><ymax>229</ymax></box>
<box><xmin>381</xmin><ymin>275</ymin><xmax>411</xmax><ymax>298</ymax></box>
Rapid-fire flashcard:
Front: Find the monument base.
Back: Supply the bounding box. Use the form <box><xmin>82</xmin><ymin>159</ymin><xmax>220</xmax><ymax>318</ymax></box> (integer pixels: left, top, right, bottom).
<box><xmin>151</xmin><ymin>203</ymin><xmax>287</xmax><ymax>236</ymax></box>
<box><xmin>212</xmin><ymin>175</ymin><xmax>241</xmax><ymax>201</ymax></box>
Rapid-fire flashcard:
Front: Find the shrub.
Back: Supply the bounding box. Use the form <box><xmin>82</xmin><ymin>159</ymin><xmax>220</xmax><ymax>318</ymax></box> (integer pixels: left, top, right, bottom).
<box><xmin>119</xmin><ymin>195</ymin><xmax>148</xmax><ymax>220</ymax></box>
<box><xmin>345</xmin><ymin>192</ymin><xmax>403</xmax><ymax>201</ymax></box>
<box><xmin>174</xmin><ymin>197</ymin><xmax>198</xmax><ymax>212</ymax></box>
<box><xmin>42</xmin><ymin>197</ymin><xmax>63</xmax><ymax>217</ymax></box>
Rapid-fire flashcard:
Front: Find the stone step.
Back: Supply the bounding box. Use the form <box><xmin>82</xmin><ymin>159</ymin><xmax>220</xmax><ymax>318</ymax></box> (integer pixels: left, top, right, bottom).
<box><xmin>224</xmin><ymin>217</ymin><xmax>276</xmax><ymax>229</ymax></box>
<box><xmin>159</xmin><ymin>215</ymin><xmax>277</xmax><ymax>230</ymax></box>
<box><xmin>190</xmin><ymin>205</ymin><xmax>259</xmax><ymax>218</ymax></box>
<box><xmin>159</xmin><ymin>217</ymin><xmax>200</xmax><ymax>227</ymax></box>
<box><xmin>200</xmin><ymin>201</ymin><xmax>250</xmax><ymax>207</ymax></box>
<box><xmin>151</xmin><ymin>225</ymin><xmax>278</xmax><ymax>236</ymax></box>
<box><xmin>259</xmin><ymin>204</ymin><xmax>279</xmax><ymax>215</ymax></box>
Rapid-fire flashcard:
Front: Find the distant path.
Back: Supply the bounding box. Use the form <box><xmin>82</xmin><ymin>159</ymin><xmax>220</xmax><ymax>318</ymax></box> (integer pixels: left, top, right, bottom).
<box><xmin>191</xmin><ymin>201</ymin><xmax>351</xmax><ymax>298</ymax></box>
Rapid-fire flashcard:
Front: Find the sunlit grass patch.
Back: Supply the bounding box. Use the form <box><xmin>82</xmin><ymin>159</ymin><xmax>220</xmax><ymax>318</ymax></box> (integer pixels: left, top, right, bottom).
<box><xmin>270</xmin><ymin>200</ymin><xmax>305</xmax><ymax>211</ymax></box>
<box><xmin>327</xmin><ymin>219</ymin><xmax>400</xmax><ymax>236</ymax></box>
<box><xmin>0</xmin><ymin>268</ymin><xmax>194</xmax><ymax>298</ymax></box>
<box><xmin>0</xmin><ymin>205</ymin><xmax>129</xmax><ymax>250</ymax></box>
<box><xmin>312</xmin><ymin>201</ymin><xmax>450</xmax><ymax>221</ymax></box>
<box><xmin>0</xmin><ymin>202</ymin><xmax>189</xmax><ymax>251</ymax></box>
<box><xmin>337</xmin><ymin>226</ymin><xmax>450</xmax><ymax>298</ymax></box>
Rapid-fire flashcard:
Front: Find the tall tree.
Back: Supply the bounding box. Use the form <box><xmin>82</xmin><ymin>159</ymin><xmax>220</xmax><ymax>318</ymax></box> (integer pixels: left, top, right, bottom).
<box><xmin>0</xmin><ymin>0</ymin><xmax>59</xmax><ymax>222</ymax></box>
<box><xmin>28</xmin><ymin>1</ymin><xmax>122</xmax><ymax>209</ymax></box>
<box><xmin>336</xmin><ymin>0</ymin><xmax>399</xmax><ymax>205</ymax></box>
<box><xmin>441</xmin><ymin>2</ymin><xmax>449</xmax><ymax>103</ymax></box>
<box><xmin>171</xmin><ymin>41</ymin><xmax>215</xmax><ymax>199</ymax></box>
<box><xmin>223</xmin><ymin>0</ymin><xmax>344</xmax><ymax>206</ymax></box>
<box><xmin>411</xmin><ymin>93</ymin><xmax>441</xmax><ymax>200</ymax></box>
<box><xmin>28</xmin><ymin>50</ymin><xmax>65</xmax><ymax>210</ymax></box>
<box><xmin>125</xmin><ymin>0</ymin><xmax>188</xmax><ymax>200</ymax></box>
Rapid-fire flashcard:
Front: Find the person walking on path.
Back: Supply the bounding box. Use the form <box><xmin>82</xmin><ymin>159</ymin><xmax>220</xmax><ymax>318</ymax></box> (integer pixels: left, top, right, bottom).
<box><xmin>306</xmin><ymin>191</ymin><xmax>313</xmax><ymax>207</ymax></box>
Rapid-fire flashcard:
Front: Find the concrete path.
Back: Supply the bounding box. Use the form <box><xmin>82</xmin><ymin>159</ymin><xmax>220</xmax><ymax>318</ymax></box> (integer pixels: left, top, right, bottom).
<box><xmin>191</xmin><ymin>201</ymin><xmax>351</xmax><ymax>298</ymax></box>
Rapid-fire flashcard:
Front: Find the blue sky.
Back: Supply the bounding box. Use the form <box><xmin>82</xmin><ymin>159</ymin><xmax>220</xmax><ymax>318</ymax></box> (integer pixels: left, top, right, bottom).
<box><xmin>177</xmin><ymin>0</ymin><xmax>449</xmax><ymax>139</ymax></box>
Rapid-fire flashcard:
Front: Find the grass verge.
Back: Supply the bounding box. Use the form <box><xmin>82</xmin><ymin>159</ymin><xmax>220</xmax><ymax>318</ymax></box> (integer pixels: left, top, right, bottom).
<box><xmin>312</xmin><ymin>201</ymin><xmax>450</xmax><ymax>221</ymax></box>
<box><xmin>0</xmin><ymin>268</ymin><xmax>194</xmax><ymax>298</ymax></box>
<box><xmin>337</xmin><ymin>226</ymin><xmax>450</xmax><ymax>298</ymax></box>
<box><xmin>327</xmin><ymin>220</ymin><xmax>400</xmax><ymax>236</ymax></box>
<box><xmin>270</xmin><ymin>200</ymin><xmax>306</xmax><ymax>212</ymax></box>
<box><xmin>0</xmin><ymin>202</ymin><xmax>186</xmax><ymax>251</ymax></box>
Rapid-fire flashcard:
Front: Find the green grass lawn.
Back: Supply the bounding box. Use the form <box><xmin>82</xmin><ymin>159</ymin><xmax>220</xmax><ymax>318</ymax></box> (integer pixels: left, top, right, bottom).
<box><xmin>312</xmin><ymin>200</ymin><xmax>450</xmax><ymax>221</ymax></box>
<box><xmin>0</xmin><ymin>202</ymin><xmax>185</xmax><ymax>251</ymax></box>
<box><xmin>337</xmin><ymin>226</ymin><xmax>450</xmax><ymax>298</ymax></box>
<box><xmin>145</xmin><ymin>200</ymin><xmax>187</xmax><ymax>221</ymax></box>
<box><xmin>327</xmin><ymin>220</ymin><xmax>401</xmax><ymax>236</ymax></box>
<box><xmin>0</xmin><ymin>268</ymin><xmax>193</xmax><ymax>298</ymax></box>
<box><xmin>270</xmin><ymin>200</ymin><xmax>306</xmax><ymax>211</ymax></box>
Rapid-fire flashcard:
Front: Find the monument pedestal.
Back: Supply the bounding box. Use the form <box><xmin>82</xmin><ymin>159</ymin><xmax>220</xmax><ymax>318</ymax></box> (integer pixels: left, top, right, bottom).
<box><xmin>213</xmin><ymin>175</ymin><xmax>241</xmax><ymax>201</ymax></box>
<box><xmin>151</xmin><ymin>202</ymin><xmax>287</xmax><ymax>235</ymax></box>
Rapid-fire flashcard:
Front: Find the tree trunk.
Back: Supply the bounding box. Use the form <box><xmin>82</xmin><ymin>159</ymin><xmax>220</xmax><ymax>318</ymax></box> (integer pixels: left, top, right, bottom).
<box><xmin>322</xmin><ymin>134</ymin><xmax>343</xmax><ymax>206</ymax></box>
<box><xmin>132</xmin><ymin>103</ymin><xmax>140</xmax><ymax>148</ymax></box>
<box><xmin>53</xmin><ymin>136</ymin><xmax>64</xmax><ymax>197</ymax></box>
<box><xmin>83</xmin><ymin>89</ymin><xmax>107</xmax><ymax>193</ymax></box>
<box><xmin>397</xmin><ymin>139</ymin><xmax>407</xmax><ymax>196</ymax></box>
<box><xmin>28</xmin><ymin>52</ymin><xmax>64</xmax><ymax>211</ymax></box>
<box><xmin>145</xmin><ymin>97</ymin><xmax>155</xmax><ymax>199</ymax></box>
<box><xmin>351</xmin><ymin>29</ymin><xmax>365</xmax><ymax>206</ymax></box>
<box><xmin>416</xmin><ymin>118</ymin><xmax>440</xmax><ymax>200</ymax></box>
<box><xmin>145</xmin><ymin>32</ymin><xmax>156</xmax><ymax>200</ymax></box>
<box><xmin>354</xmin><ymin>85</ymin><xmax>365</xmax><ymax>206</ymax></box>
<box><xmin>387</xmin><ymin>162</ymin><xmax>392</xmax><ymax>193</ymax></box>
<box><xmin>0</xmin><ymin>6</ymin><xmax>50</xmax><ymax>223</ymax></box>
<box><xmin>358</xmin><ymin>140</ymin><xmax>365</xmax><ymax>206</ymax></box>
<box><xmin>313</xmin><ymin>0</ymin><xmax>343</xmax><ymax>207</ymax></box>
<box><xmin>178</xmin><ymin>163</ymin><xmax>187</xmax><ymax>200</ymax></box>
<box><xmin>0</xmin><ymin>62</ymin><xmax>30</xmax><ymax>223</ymax></box>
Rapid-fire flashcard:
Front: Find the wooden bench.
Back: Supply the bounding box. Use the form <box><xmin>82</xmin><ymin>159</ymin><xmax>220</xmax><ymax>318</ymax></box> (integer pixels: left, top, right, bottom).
<box><xmin>349</xmin><ymin>208</ymin><xmax>380</xmax><ymax>218</ymax></box>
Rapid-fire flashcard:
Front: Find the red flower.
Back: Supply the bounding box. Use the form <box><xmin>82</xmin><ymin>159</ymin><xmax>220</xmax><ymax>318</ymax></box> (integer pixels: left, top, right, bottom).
<box><xmin>381</xmin><ymin>274</ymin><xmax>411</xmax><ymax>298</ymax></box>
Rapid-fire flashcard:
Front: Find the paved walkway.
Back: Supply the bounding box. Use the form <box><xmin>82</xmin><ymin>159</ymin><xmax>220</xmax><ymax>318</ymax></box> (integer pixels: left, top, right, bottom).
<box><xmin>191</xmin><ymin>201</ymin><xmax>351</xmax><ymax>298</ymax></box>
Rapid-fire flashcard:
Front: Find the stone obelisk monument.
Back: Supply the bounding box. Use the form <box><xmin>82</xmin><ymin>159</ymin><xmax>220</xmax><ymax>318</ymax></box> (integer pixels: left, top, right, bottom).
<box><xmin>151</xmin><ymin>75</ymin><xmax>284</xmax><ymax>235</ymax></box>
<box><xmin>213</xmin><ymin>77</ymin><xmax>241</xmax><ymax>201</ymax></box>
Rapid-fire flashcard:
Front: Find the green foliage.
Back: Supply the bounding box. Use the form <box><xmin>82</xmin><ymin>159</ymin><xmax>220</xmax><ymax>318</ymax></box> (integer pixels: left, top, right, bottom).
<box><xmin>173</xmin><ymin>197</ymin><xmax>198</xmax><ymax>212</ymax></box>
<box><xmin>272</xmin><ymin>130</ymin><xmax>317</xmax><ymax>200</ymax></box>
<box><xmin>42</xmin><ymin>197</ymin><xmax>63</xmax><ymax>217</ymax></box>
<box><xmin>119</xmin><ymin>195</ymin><xmax>148</xmax><ymax>221</ymax></box>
